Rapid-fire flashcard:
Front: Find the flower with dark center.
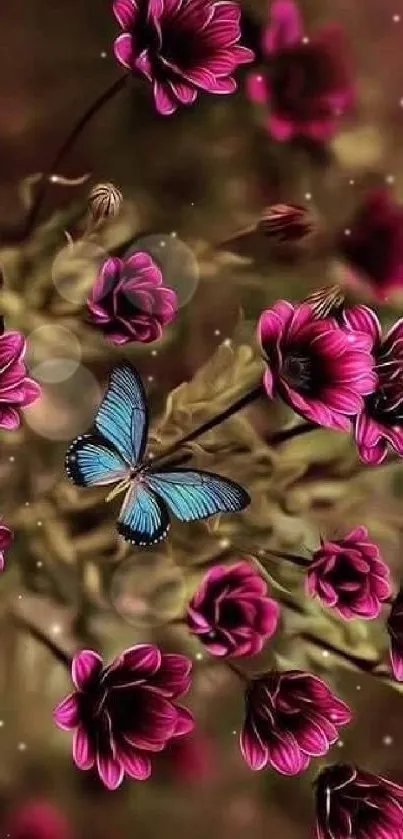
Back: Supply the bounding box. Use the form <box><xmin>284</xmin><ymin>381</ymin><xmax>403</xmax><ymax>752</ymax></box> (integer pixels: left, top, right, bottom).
<box><xmin>246</xmin><ymin>0</ymin><xmax>354</xmax><ymax>142</ymax></box>
<box><xmin>0</xmin><ymin>331</ymin><xmax>41</xmax><ymax>430</ymax></box>
<box><xmin>113</xmin><ymin>0</ymin><xmax>254</xmax><ymax>115</ymax></box>
<box><xmin>53</xmin><ymin>645</ymin><xmax>194</xmax><ymax>790</ymax></box>
<box><xmin>314</xmin><ymin>763</ymin><xmax>403</xmax><ymax>839</ymax></box>
<box><xmin>343</xmin><ymin>304</ymin><xmax>403</xmax><ymax>464</ymax></box>
<box><xmin>257</xmin><ymin>300</ymin><xmax>376</xmax><ymax>431</ymax></box>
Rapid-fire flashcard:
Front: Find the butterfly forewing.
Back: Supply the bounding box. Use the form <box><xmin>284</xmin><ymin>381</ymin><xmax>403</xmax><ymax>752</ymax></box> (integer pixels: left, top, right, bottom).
<box><xmin>144</xmin><ymin>468</ymin><xmax>250</xmax><ymax>522</ymax></box>
<box><xmin>95</xmin><ymin>364</ymin><xmax>149</xmax><ymax>467</ymax></box>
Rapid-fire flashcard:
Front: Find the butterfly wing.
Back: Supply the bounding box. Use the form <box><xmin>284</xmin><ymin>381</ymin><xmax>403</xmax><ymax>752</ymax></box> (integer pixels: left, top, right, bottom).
<box><xmin>145</xmin><ymin>468</ymin><xmax>250</xmax><ymax>522</ymax></box>
<box><xmin>65</xmin><ymin>434</ymin><xmax>129</xmax><ymax>487</ymax></box>
<box><xmin>95</xmin><ymin>363</ymin><xmax>149</xmax><ymax>467</ymax></box>
<box><xmin>117</xmin><ymin>482</ymin><xmax>170</xmax><ymax>546</ymax></box>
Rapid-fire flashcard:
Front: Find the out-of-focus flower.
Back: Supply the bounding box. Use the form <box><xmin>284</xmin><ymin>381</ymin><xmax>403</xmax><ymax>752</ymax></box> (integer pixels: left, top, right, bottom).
<box><xmin>387</xmin><ymin>590</ymin><xmax>403</xmax><ymax>681</ymax></box>
<box><xmin>113</xmin><ymin>0</ymin><xmax>254</xmax><ymax>116</ymax></box>
<box><xmin>306</xmin><ymin>526</ymin><xmax>391</xmax><ymax>620</ymax></box>
<box><xmin>246</xmin><ymin>0</ymin><xmax>353</xmax><ymax>142</ymax></box>
<box><xmin>4</xmin><ymin>799</ymin><xmax>74</xmax><ymax>839</ymax></box>
<box><xmin>0</xmin><ymin>520</ymin><xmax>13</xmax><ymax>572</ymax></box>
<box><xmin>240</xmin><ymin>671</ymin><xmax>351</xmax><ymax>774</ymax></box>
<box><xmin>338</xmin><ymin>190</ymin><xmax>403</xmax><ymax>301</ymax></box>
<box><xmin>86</xmin><ymin>253</ymin><xmax>177</xmax><ymax>345</ymax></box>
<box><xmin>187</xmin><ymin>561</ymin><xmax>279</xmax><ymax>657</ymax></box>
<box><xmin>343</xmin><ymin>305</ymin><xmax>403</xmax><ymax>464</ymax></box>
<box><xmin>257</xmin><ymin>300</ymin><xmax>376</xmax><ymax>431</ymax></box>
<box><xmin>0</xmin><ymin>331</ymin><xmax>41</xmax><ymax>430</ymax></box>
<box><xmin>314</xmin><ymin>763</ymin><xmax>403</xmax><ymax>839</ymax></box>
<box><xmin>88</xmin><ymin>182</ymin><xmax>123</xmax><ymax>225</ymax></box>
<box><xmin>257</xmin><ymin>203</ymin><xmax>316</xmax><ymax>244</ymax></box>
<box><xmin>53</xmin><ymin>645</ymin><xmax>194</xmax><ymax>790</ymax></box>
<box><xmin>160</xmin><ymin>733</ymin><xmax>216</xmax><ymax>784</ymax></box>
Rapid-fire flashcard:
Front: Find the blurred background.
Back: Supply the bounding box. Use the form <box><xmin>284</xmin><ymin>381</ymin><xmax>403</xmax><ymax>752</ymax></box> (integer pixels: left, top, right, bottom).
<box><xmin>1</xmin><ymin>0</ymin><xmax>403</xmax><ymax>836</ymax></box>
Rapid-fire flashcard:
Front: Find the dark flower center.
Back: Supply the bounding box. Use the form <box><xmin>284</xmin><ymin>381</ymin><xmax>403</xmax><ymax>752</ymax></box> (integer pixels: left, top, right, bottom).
<box><xmin>341</xmin><ymin>222</ymin><xmax>396</xmax><ymax>286</ymax></box>
<box><xmin>282</xmin><ymin>352</ymin><xmax>314</xmax><ymax>393</ymax></box>
<box><xmin>270</xmin><ymin>46</ymin><xmax>335</xmax><ymax>119</ymax></box>
<box><xmin>366</xmin><ymin>350</ymin><xmax>403</xmax><ymax>427</ymax></box>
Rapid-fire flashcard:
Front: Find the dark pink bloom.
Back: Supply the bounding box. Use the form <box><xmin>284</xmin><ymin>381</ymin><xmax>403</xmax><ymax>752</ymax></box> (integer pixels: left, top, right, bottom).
<box><xmin>113</xmin><ymin>0</ymin><xmax>254</xmax><ymax>116</ymax></box>
<box><xmin>4</xmin><ymin>799</ymin><xmax>74</xmax><ymax>839</ymax></box>
<box><xmin>0</xmin><ymin>520</ymin><xmax>13</xmax><ymax>572</ymax></box>
<box><xmin>257</xmin><ymin>300</ymin><xmax>376</xmax><ymax>431</ymax></box>
<box><xmin>240</xmin><ymin>670</ymin><xmax>351</xmax><ymax>775</ymax></box>
<box><xmin>306</xmin><ymin>526</ymin><xmax>391</xmax><ymax>620</ymax></box>
<box><xmin>387</xmin><ymin>590</ymin><xmax>403</xmax><ymax>681</ymax></box>
<box><xmin>187</xmin><ymin>561</ymin><xmax>279</xmax><ymax>657</ymax></box>
<box><xmin>161</xmin><ymin>733</ymin><xmax>216</xmax><ymax>784</ymax></box>
<box><xmin>53</xmin><ymin>645</ymin><xmax>194</xmax><ymax>790</ymax></box>
<box><xmin>246</xmin><ymin>0</ymin><xmax>353</xmax><ymax>142</ymax></box>
<box><xmin>87</xmin><ymin>253</ymin><xmax>177</xmax><ymax>345</ymax></box>
<box><xmin>315</xmin><ymin>763</ymin><xmax>403</xmax><ymax>839</ymax></box>
<box><xmin>0</xmin><ymin>331</ymin><xmax>41</xmax><ymax>430</ymax></box>
<box><xmin>343</xmin><ymin>305</ymin><xmax>403</xmax><ymax>464</ymax></box>
<box><xmin>338</xmin><ymin>190</ymin><xmax>403</xmax><ymax>301</ymax></box>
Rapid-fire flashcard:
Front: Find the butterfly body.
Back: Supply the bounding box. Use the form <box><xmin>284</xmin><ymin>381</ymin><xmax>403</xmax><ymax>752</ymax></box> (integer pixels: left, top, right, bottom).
<box><xmin>65</xmin><ymin>364</ymin><xmax>250</xmax><ymax>547</ymax></box>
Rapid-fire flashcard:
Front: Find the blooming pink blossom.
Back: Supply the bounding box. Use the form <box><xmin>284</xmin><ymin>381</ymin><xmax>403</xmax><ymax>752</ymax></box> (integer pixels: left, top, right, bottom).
<box><xmin>306</xmin><ymin>526</ymin><xmax>391</xmax><ymax>620</ymax></box>
<box><xmin>315</xmin><ymin>763</ymin><xmax>403</xmax><ymax>839</ymax></box>
<box><xmin>187</xmin><ymin>561</ymin><xmax>279</xmax><ymax>657</ymax></box>
<box><xmin>257</xmin><ymin>300</ymin><xmax>376</xmax><ymax>431</ymax></box>
<box><xmin>387</xmin><ymin>590</ymin><xmax>403</xmax><ymax>681</ymax></box>
<box><xmin>54</xmin><ymin>645</ymin><xmax>194</xmax><ymax>790</ymax></box>
<box><xmin>0</xmin><ymin>520</ymin><xmax>12</xmax><ymax>572</ymax></box>
<box><xmin>240</xmin><ymin>670</ymin><xmax>351</xmax><ymax>774</ymax></box>
<box><xmin>113</xmin><ymin>0</ymin><xmax>254</xmax><ymax>116</ymax></box>
<box><xmin>246</xmin><ymin>0</ymin><xmax>354</xmax><ymax>142</ymax></box>
<box><xmin>0</xmin><ymin>331</ymin><xmax>41</xmax><ymax>429</ymax></box>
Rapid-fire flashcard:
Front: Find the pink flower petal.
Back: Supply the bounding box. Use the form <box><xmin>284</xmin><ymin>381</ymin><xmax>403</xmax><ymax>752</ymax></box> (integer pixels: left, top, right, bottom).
<box><xmin>0</xmin><ymin>332</ymin><xmax>26</xmax><ymax>372</ymax></box>
<box><xmin>153</xmin><ymin>81</ymin><xmax>177</xmax><ymax>115</ymax></box>
<box><xmin>118</xmin><ymin>743</ymin><xmax>152</xmax><ymax>779</ymax></box>
<box><xmin>96</xmin><ymin>754</ymin><xmax>125</xmax><ymax>790</ymax></box>
<box><xmin>113</xmin><ymin>0</ymin><xmax>137</xmax><ymax>29</ymax></box>
<box><xmin>72</xmin><ymin>650</ymin><xmax>103</xmax><ymax>691</ymax></box>
<box><xmin>240</xmin><ymin>720</ymin><xmax>268</xmax><ymax>770</ymax></box>
<box><xmin>263</xmin><ymin>0</ymin><xmax>303</xmax><ymax>55</ymax></box>
<box><xmin>0</xmin><ymin>407</ymin><xmax>21</xmax><ymax>429</ymax></box>
<box><xmin>173</xmin><ymin>706</ymin><xmax>195</xmax><ymax>736</ymax></box>
<box><xmin>114</xmin><ymin>33</ymin><xmax>134</xmax><ymax>69</ymax></box>
<box><xmin>246</xmin><ymin>72</ymin><xmax>269</xmax><ymax>104</ymax></box>
<box><xmin>268</xmin><ymin>731</ymin><xmax>309</xmax><ymax>775</ymax></box>
<box><xmin>120</xmin><ymin>644</ymin><xmax>161</xmax><ymax>676</ymax></box>
<box><xmin>390</xmin><ymin>644</ymin><xmax>403</xmax><ymax>681</ymax></box>
<box><xmin>73</xmin><ymin>726</ymin><xmax>95</xmax><ymax>770</ymax></box>
<box><xmin>267</xmin><ymin>114</ymin><xmax>294</xmax><ymax>141</ymax></box>
<box><xmin>53</xmin><ymin>693</ymin><xmax>80</xmax><ymax>731</ymax></box>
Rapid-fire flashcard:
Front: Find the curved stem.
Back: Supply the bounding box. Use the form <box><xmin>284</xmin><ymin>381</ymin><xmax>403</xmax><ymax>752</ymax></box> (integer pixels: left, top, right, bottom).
<box><xmin>260</xmin><ymin>548</ymin><xmax>311</xmax><ymax>569</ymax></box>
<box><xmin>23</xmin><ymin>74</ymin><xmax>129</xmax><ymax>237</ymax></box>
<box><xmin>268</xmin><ymin>421</ymin><xmax>317</xmax><ymax>446</ymax></box>
<box><xmin>225</xmin><ymin>659</ymin><xmax>249</xmax><ymax>684</ymax></box>
<box><xmin>12</xmin><ymin>613</ymin><xmax>71</xmax><ymax>669</ymax></box>
<box><xmin>299</xmin><ymin>632</ymin><xmax>382</xmax><ymax>674</ymax></box>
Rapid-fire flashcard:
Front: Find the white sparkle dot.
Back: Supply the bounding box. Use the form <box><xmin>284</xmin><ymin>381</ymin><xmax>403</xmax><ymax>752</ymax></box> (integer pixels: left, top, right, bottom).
<box><xmin>0</xmin><ymin>720</ymin><xmax>5</xmax><ymax>728</ymax></box>
<box><xmin>214</xmin><ymin>329</ymin><xmax>221</xmax><ymax>336</ymax></box>
<box><xmin>349</xmin><ymin>179</ymin><xmax>355</xmax><ymax>185</ymax></box>
<box><xmin>255</xmin><ymin>74</ymin><xmax>263</xmax><ymax>83</ymax></box>
<box><xmin>356</xmin><ymin>684</ymin><xmax>361</xmax><ymax>691</ymax></box>
<box><xmin>36</xmin><ymin>561</ymin><xmax>43</xmax><ymax>568</ymax></box>
<box><xmin>148</xmin><ymin>452</ymin><xmax>155</xmax><ymax>460</ymax></box>
<box><xmin>9</xmin><ymin>456</ymin><xmax>15</xmax><ymax>463</ymax></box>
<box><xmin>196</xmin><ymin>652</ymin><xmax>203</xmax><ymax>661</ymax></box>
<box><xmin>219</xmin><ymin>538</ymin><xmax>230</xmax><ymax>549</ymax></box>
<box><xmin>383</xmin><ymin>735</ymin><xmax>393</xmax><ymax>746</ymax></box>
<box><xmin>18</xmin><ymin>595</ymin><xmax>22</xmax><ymax>600</ymax></box>
<box><xmin>223</xmin><ymin>339</ymin><xmax>231</xmax><ymax>347</ymax></box>
<box><xmin>100</xmin><ymin>51</ymin><xmax>107</xmax><ymax>58</ymax></box>
<box><xmin>302</xmin><ymin>36</ymin><xmax>310</xmax><ymax>43</ymax></box>
<box><xmin>190</xmin><ymin>202</ymin><xmax>195</xmax><ymax>207</ymax></box>
<box><xmin>50</xmin><ymin>175</ymin><xmax>57</xmax><ymax>183</ymax></box>
<box><xmin>322</xmin><ymin>650</ymin><xmax>330</xmax><ymax>658</ymax></box>
<box><xmin>400</xmin><ymin>98</ymin><xmax>403</xmax><ymax>107</ymax></box>
<box><xmin>17</xmin><ymin>742</ymin><xmax>27</xmax><ymax>751</ymax></box>
<box><xmin>160</xmin><ymin>241</ymin><xmax>166</xmax><ymax>248</ymax></box>
<box><xmin>305</xmin><ymin>192</ymin><xmax>312</xmax><ymax>201</ymax></box>
<box><xmin>51</xmin><ymin>624</ymin><xmax>62</xmax><ymax>636</ymax></box>
<box><xmin>337</xmin><ymin>740</ymin><xmax>344</xmax><ymax>748</ymax></box>
<box><xmin>170</xmin><ymin>231</ymin><xmax>177</xmax><ymax>238</ymax></box>
<box><xmin>151</xmin><ymin>350</ymin><xmax>158</xmax><ymax>357</ymax></box>
<box><xmin>232</xmin><ymin>730</ymin><xmax>237</xmax><ymax>735</ymax></box>
<box><xmin>37</xmin><ymin>521</ymin><xmax>42</xmax><ymax>527</ymax></box>
<box><xmin>147</xmin><ymin>375</ymin><xmax>154</xmax><ymax>383</ymax></box>
<box><xmin>386</xmin><ymin>174</ymin><xmax>395</xmax><ymax>184</ymax></box>
<box><xmin>25</xmin><ymin>502</ymin><xmax>30</xmax><ymax>507</ymax></box>
<box><xmin>344</xmin><ymin>228</ymin><xmax>351</xmax><ymax>236</ymax></box>
<box><xmin>393</xmin><ymin>14</ymin><xmax>401</xmax><ymax>22</ymax></box>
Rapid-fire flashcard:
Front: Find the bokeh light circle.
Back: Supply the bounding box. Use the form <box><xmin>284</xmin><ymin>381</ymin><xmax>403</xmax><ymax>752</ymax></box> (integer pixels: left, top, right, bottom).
<box><xmin>23</xmin><ymin>364</ymin><xmax>101</xmax><ymax>441</ymax></box>
<box><xmin>109</xmin><ymin>554</ymin><xmax>186</xmax><ymax>628</ymax></box>
<box><xmin>27</xmin><ymin>325</ymin><xmax>82</xmax><ymax>384</ymax></box>
<box><xmin>52</xmin><ymin>241</ymin><xmax>107</xmax><ymax>306</ymax></box>
<box><xmin>123</xmin><ymin>233</ymin><xmax>200</xmax><ymax>308</ymax></box>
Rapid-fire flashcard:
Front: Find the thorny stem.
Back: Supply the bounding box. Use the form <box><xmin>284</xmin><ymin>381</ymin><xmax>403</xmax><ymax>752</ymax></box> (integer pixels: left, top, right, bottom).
<box><xmin>23</xmin><ymin>74</ymin><xmax>129</xmax><ymax>238</ymax></box>
<box><xmin>12</xmin><ymin>613</ymin><xmax>72</xmax><ymax>669</ymax></box>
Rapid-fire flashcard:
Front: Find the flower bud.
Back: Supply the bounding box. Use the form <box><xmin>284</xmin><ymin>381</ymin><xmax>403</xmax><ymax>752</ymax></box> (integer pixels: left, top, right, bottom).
<box><xmin>257</xmin><ymin>203</ymin><xmax>315</xmax><ymax>244</ymax></box>
<box><xmin>88</xmin><ymin>182</ymin><xmax>123</xmax><ymax>224</ymax></box>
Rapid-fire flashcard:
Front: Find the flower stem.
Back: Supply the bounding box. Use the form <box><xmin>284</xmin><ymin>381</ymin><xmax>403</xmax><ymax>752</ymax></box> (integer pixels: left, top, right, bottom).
<box><xmin>225</xmin><ymin>659</ymin><xmax>249</xmax><ymax>684</ymax></box>
<box><xmin>260</xmin><ymin>548</ymin><xmax>311</xmax><ymax>569</ymax></box>
<box><xmin>23</xmin><ymin>74</ymin><xmax>129</xmax><ymax>238</ymax></box>
<box><xmin>12</xmin><ymin>613</ymin><xmax>72</xmax><ymax>669</ymax></box>
<box><xmin>299</xmin><ymin>632</ymin><xmax>382</xmax><ymax>674</ymax></box>
<box><xmin>151</xmin><ymin>383</ymin><xmax>264</xmax><ymax>466</ymax></box>
<box><xmin>268</xmin><ymin>421</ymin><xmax>317</xmax><ymax>446</ymax></box>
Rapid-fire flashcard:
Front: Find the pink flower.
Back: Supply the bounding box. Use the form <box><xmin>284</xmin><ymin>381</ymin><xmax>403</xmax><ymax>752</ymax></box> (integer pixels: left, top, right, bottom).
<box><xmin>187</xmin><ymin>561</ymin><xmax>279</xmax><ymax>657</ymax></box>
<box><xmin>160</xmin><ymin>733</ymin><xmax>216</xmax><ymax>784</ymax></box>
<box><xmin>257</xmin><ymin>203</ymin><xmax>316</xmax><ymax>244</ymax></box>
<box><xmin>343</xmin><ymin>305</ymin><xmax>403</xmax><ymax>464</ymax></box>
<box><xmin>4</xmin><ymin>799</ymin><xmax>74</xmax><ymax>839</ymax></box>
<box><xmin>53</xmin><ymin>645</ymin><xmax>194</xmax><ymax>790</ymax></box>
<box><xmin>257</xmin><ymin>300</ymin><xmax>376</xmax><ymax>431</ymax></box>
<box><xmin>306</xmin><ymin>526</ymin><xmax>391</xmax><ymax>620</ymax></box>
<box><xmin>315</xmin><ymin>763</ymin><xmax>403</xmax><ymax>839</ymax></box>
<box><xmin>113</xmin><ymin>0</ymin><xmax>254</xmax><ymax>116</ymax></box>
<box><xmin>0</xmin><ymin>331</ymin><xmax>41</xmax><ymax>430</ymax></box>
<box><xmin>0</xmin><ymin>521</ymin><xmax>12</xmax><ymax>572</ymax></box>
<box><xmin>387</xmin><ymin>590</ymin><xmax>403</xmax><ymax>681</ymax></box>
<box><xmin>246</xmin><ymin>0</ymin><xmax>354</xmax><ymax>142</ymax></box>
<box><xmin>87</xmin><ymin>253</ymin><xmax>177</xmax><ymax>345</ymax></box>
<box><xmin>240</xmin><ymin>670</ymin><xmax>351</xmax><ymax>774</ymax></box>
<box><xmin>338</xmin><ymin>190</ymin><xmax>403</xmax><ymax>301</ymax></box>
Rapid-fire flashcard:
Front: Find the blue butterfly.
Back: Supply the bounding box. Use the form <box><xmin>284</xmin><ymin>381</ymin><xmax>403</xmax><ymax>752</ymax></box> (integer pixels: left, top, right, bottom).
<box><xmin>65</xmin><ymin>364</ymin><xmax>250</xmax><ymax>546</ymax></box>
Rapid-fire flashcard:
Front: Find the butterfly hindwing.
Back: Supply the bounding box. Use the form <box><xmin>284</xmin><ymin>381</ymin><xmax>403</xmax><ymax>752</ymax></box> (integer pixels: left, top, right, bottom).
<box><xmin>117</xmin><ymin>482</ymin><xmax>170</xmax><ymax>546</ymax></box>
<box><xmin>65</xmin><ymin>434</ymin><xmax>128</xmax><ymax>487</ymax></box>
<box><xmin>144</xmin><ymin>468</ymin><xmax>250</xmax><ymax>522</ymax></box>
<box><xmin>95</xmin><ymin>364</ymin><xmax>149</xmax><ymax>467</ymax></box>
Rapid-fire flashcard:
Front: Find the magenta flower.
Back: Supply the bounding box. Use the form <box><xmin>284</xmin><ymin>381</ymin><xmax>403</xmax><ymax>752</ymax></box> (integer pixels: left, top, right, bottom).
<box><xmin>240</xmin><ymin>670</ymin><xmax>351</xmax><ymax>775</ymax></box>
<box><xmin>0</xmin><ymin>331</ymin><xmax>41</xmax><ymax>430</ymax></box>
<box><xmin>53</xmin><ymin>645</ymin><xmax>194</xmax><ymax>790</ymax></box>
<box><xmin>387</xmin><ymin>590</ymin><xmax>403</xmax><ymax>681</ymax></box>
<box><xmin>315</xmin><ymin>763</ymin><xmax>403</xmax><ymax>839</ymax></box>
<box><xmin>113</xmin><ymin>0</ymin><xmax>254</xmax><ymax>116</ymax></box>
<box><xmin>0</xmin><ymin>521</ymin><xmax>13</xmax><ymax>572</ymax></box>
<box><xmin>306</xmin><ymin>526</ymin><xmax>391</xmax><ymax>620</ymax></box>
<box><xmin>343</xmin><ymin>305</ymin><xmax>403</xmax><ymax>464</ymax></box>
<box><xmin>257</xmin><ymin>300</ymin><xmax>376</xmax><ymax>431</ymax></box>
<box><xmin>187</xmin><ymin>561</ymin><xmax>279</xmax><ymax>658</ymax></box>
<box><xmin>4</xmin><ymin>799</ymin><xmax>74</xmax><ymax>839</ymax></box>
<box><xmin>87</xmin><ymin>253</ymin><xmax>177</xmax><ymax>345</ymax></box>
<box><xmin>246</xmin><ymin>0</ymin><xmax>353</xmax><ymax>142</ymax></box>
<box><xmin>338</xmin><ymin>190</ymin><xmax>403</xmax><ymax>301</ymax></box>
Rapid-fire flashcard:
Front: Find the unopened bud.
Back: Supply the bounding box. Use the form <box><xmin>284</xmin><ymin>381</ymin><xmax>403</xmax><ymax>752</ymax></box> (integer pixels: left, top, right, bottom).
<box><xmin>88</xmin><ymin>182</ymin><xmax>123</xmax><ymax>224</ymax></box>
